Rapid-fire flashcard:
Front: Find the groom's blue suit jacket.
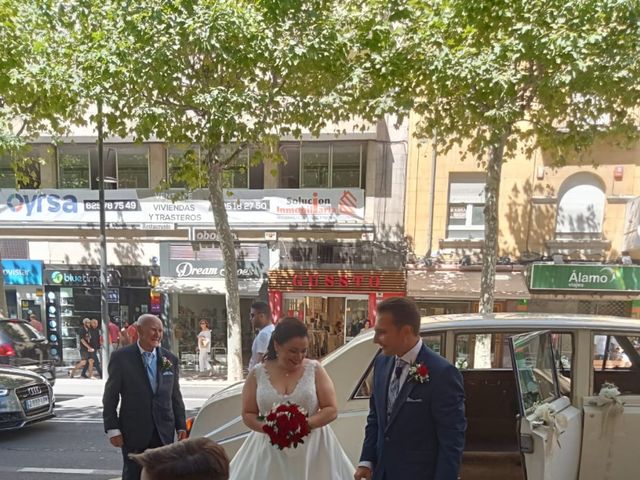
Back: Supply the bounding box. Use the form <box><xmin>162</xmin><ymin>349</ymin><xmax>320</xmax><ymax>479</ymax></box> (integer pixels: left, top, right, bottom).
<box><xmin>360</xmin><ymin>344</ymin><xmax>466</xmax><ymax>480</ymax></box>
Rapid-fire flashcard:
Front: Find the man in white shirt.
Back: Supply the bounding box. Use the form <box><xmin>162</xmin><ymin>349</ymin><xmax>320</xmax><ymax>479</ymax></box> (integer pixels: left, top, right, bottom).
<box><xmin>248</xmin><ymin>301</ymin><xmax>275</xmax><ymax>371</ymax></box>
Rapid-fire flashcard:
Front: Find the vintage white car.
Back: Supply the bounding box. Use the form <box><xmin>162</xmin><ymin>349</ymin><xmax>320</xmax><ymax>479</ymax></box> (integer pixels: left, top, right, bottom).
<box><xmin>190</xmin><ymin>314</ymin><xmax>640</xmax><ymax>480</ymax></box>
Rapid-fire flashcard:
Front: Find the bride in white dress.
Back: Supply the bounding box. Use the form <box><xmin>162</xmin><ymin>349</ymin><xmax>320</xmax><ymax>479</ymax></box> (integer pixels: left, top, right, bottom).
<box><xmin>230</xmin><ymin>317</ymin><xmax>355</xmax><ymax>480</ymax></box>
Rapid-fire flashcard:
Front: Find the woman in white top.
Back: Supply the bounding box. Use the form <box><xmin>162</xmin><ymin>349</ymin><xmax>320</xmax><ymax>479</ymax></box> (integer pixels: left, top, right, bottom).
<box><xmin>197</xmin><ymin>319</ymin><xmax>212</xmax><ymax>374</ymax></box>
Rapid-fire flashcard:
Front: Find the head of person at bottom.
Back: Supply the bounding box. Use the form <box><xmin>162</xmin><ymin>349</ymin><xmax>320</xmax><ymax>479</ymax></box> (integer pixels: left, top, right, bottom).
<box><xmin>137</xmin><ymin>314</ymin><xmax>164</xmax><ymax>352</ymax></box>
<box><xmin>130</xmin><ymin>437</ymin><xmax>229</xmax><ymax>480</ymax></box>
<box><xmin>373</xmin><ymin>297</ymin><xmax>421</xmax><ymax>357</ymax></box>
<box><xmin>263</xmin><ymin>317</ymin><xmax>308</xmax><ymax>369</ymax></box>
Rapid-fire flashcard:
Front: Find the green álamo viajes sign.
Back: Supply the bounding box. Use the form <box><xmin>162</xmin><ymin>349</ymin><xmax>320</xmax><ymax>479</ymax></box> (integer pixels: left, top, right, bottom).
<box><xmin>530</xmin><ymin>264</ymin><xmax>640</xmax><ymax>292</ymax></box>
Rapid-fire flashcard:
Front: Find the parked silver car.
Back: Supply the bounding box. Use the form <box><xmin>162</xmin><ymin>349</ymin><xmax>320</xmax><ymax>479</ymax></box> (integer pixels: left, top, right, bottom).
<box><xmin>0</xmin><ymin>366</ymin><xmax>55</xmax><ymax>431</ymax></box>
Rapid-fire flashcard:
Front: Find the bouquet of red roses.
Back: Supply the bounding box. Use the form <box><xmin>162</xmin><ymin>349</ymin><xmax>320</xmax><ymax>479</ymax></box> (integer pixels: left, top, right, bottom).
<box><xmin>261</xmin><ymin>401</ymin><xmax>311</xmax><ymax>450</ymax></box>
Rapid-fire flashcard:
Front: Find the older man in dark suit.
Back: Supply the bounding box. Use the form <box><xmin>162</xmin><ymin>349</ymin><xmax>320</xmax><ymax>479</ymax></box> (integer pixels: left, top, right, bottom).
<box><xmin>103</xmin><ymin>314</ymin><xmax>187</xmax><ymax>480</ymax></box>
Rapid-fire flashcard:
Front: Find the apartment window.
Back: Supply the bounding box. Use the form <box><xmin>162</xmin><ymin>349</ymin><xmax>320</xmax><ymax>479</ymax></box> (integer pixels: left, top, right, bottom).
<box><xmin>278</xmin><ymin>142</ymin><xmax>366</xmax><ymax>189</ymax></box>
<box><xmin>89</xmin><ymin>147</ymin><xmax>117</xmax><ymax>190</ymax></box>
<box><xmin>301</xmin><ymin>144</ymin><xmax>330</xmax><ymax>188</ymax></box>
<box><xmin>58</xmin><ymin>145</ymin><xmax>91</xmax><ymax>188</ymax></box>
<box><xmin>332</xmin><ymin>143</ymin><xmax>362</xmax><ymax>188</ymax></box>
<box><xmin>279</xmin><ymin>144</ymin><xmax>301</xmax><ymax>188</ymax></box>
<box><xmin>167</xmin><ymin>145</ymin><xmax>202</xmax><ymax>188</ymax></box>
<box><xmin>556</xmin><ymin>172</ymin><xmax>605</xmax><ymax>239</ymax></box>
<box><xmin>447</xmin><ymin>173</ymin><xmax>486</xmax><ymax>239</ymax></box>
<box><xmin>116</xmin><ymin>145</ymin><xmax>149</xmax><ymax>188</ymax></box>
<box><xmin>0</xmin><ymin>153</ymin><xmax>15</xmax><ymax>188</ymax></box>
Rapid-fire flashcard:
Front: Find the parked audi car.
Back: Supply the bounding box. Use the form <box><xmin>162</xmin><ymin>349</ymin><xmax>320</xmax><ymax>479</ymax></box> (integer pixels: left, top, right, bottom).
<box><xmin>0</xmin><ymin>366</ymin><xmax>55</xmax><ymax>431</ymax></box>
<box><xmin>0</xmin><ymin>318</ymin><xmax>55</xmax><ymax>385</ymax></box>
<box><xmin>191</xmin><ymin>314</ymin><xmax>640</xmax><ymax>480</ymax></box>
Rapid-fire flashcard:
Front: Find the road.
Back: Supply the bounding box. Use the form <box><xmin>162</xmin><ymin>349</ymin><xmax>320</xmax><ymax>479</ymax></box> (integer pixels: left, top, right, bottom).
<box><xmin>0</xmin><ymin>377</ymin><xmax>232</xmax><ymax>480</ymax></box>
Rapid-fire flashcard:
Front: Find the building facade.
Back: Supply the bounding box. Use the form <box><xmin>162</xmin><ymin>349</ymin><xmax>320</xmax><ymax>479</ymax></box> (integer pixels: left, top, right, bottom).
<box><xmin>405</xmin><ymin>113</ymin><xmax>640</xmax><ymax>318</ymax></box>
<box><xmin>0</xmin><ymin>118</ymin><xmax>408</xmax><ymax>364</ymax></box>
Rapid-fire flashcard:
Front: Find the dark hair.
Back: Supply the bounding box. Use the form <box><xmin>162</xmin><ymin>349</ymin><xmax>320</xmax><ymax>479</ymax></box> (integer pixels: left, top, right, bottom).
<box><xmin>264</xmin><ymin>317</ymin><xmax>308</xmax><ymax>361</ymax></box>
<box><xmin>251</xmin><ymin>301</ymin><xmax>271</xmax><ymax>318</ymax></box>
<box><xmin>376</xmin><ymin>297</ymin><xmax>420</xmax><ymax>335</ymax></box>
<box><xmin>199</xmin><ymin>319</ymin><xmax>209</xmax><ymax>328</ymax></box>
<box><xmin>129</xmin><ymin>437</ymin><xmax>229</xmax><ymax>480</ymax></box>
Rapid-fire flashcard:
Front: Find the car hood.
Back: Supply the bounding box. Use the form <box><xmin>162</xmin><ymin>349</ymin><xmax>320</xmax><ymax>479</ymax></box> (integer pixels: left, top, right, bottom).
<box><xmin>0</xmin><ymin>367</ymin><xmax>45</xmax><ymax>389</ymax></box>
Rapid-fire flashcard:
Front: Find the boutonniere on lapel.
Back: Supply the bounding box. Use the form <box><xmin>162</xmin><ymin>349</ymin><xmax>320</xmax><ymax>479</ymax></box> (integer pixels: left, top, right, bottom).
<box><xmin>161</xmin><ymin>356</ymin><xmax>173</xmax><ymax>373</ymax></box>
<box><xmin>408</xmin><ymin>362</ymin><xmax>430</xmax><ymax>383</ymax></box>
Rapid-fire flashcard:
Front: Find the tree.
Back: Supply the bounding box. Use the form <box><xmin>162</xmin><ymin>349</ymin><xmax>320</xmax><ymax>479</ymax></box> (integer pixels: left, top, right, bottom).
<box><xmin>350</xmin><ymin>0</ymin><xmax>640</xmax><ymax>313</ymax></box>
<box><xmin>61</xmin><ymin>0</ymin><xmax>360</xmax><ymax>380</ymax></box>
<box><xmin>0</xmin><ymin>0</ymin><xmax>84</xmax><ymax>317</ymax></box>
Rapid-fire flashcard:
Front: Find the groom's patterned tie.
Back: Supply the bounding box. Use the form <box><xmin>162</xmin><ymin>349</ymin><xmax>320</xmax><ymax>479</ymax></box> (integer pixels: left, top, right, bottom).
<box><xmin>387</xmin><ymin>358</ymin><xmax>405</xmax><ymax>417</ymax></box>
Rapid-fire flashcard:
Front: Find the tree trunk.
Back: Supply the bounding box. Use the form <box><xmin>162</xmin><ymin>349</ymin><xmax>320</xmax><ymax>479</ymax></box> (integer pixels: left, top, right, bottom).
<box><xmin>0</xmin><ymin>251</ymin><xmax>7</xmax><ymax>316</ymax></box>
<box><xmin>207</xmin><ymin>156</ymin><xmax>243</xmax><ymax>382</ymax></box>
<box><xmin>474</xmin><ymin>132</ymin><xmax>509</xmax><ymax>369</ymax></box>
<box><xmin>479</xmin><ymin>133</ymin><xmax>509</xmax><ymax>314</ymax></box>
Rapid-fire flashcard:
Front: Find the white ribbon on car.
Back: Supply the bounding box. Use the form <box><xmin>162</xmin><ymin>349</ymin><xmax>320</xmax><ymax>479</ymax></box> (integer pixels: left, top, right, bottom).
<box><xmin>588</xmin><ymin>383</ymin><xmax>625</xmax><ymax>439</ymax></box>
<box><xmin>533</xmin><ymin>403</ymin><xmax>568</xmax><ymax>457</ymax></box>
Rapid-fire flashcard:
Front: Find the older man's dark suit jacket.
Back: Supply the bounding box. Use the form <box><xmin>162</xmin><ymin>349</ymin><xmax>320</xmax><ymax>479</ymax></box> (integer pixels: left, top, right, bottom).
<box><xmin>102</xmin><ymin>344</ymin><xmax>186</xmax><ymax>450</ymax></box>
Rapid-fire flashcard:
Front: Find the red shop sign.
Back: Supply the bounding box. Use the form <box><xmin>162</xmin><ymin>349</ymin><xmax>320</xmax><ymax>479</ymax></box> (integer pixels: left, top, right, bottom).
<box><xmin>292</xmin><ymin>273</ymin><xmax>381</xmax><ymax>289</ymax></box>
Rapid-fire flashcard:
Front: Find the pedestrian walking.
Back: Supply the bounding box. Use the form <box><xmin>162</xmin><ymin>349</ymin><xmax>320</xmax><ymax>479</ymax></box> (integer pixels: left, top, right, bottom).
<box><xmin>120</xmin><ymin>320</ymin><xmax>132</xmax><ymax>347</ymax></box>
<box><xmin>130</xmin><ymin>437</ymin><xmax>229</xmax><ymax>480</ymax></box>
<box><xmin>247</xmin><ymin>301</ymin><xmax>274</xmax><ymax>371</ymax></box>
<box><xmin>81</xmin><ymin>319</ymin><xmax>103</xmax><ymax>379</ymax></box>
<box><xmin>109</xmin><ymin>317</ymin><xmax>120</xmax><ymax>351</ymax></box>
<box><xmin>127</xmin><ymin>319</ymin><xmax>139</xmax><ymax>344</ymax></box>
<box><xmin>103</xmin><ymin>314</ymin><xmax>187</xmax><ymax>480</ymax></box>
<box><xmin>28</xmin><ymin>313</ymin><xmax>44</xmax><ymax>333</ymax></box>
<box><xmin>197</xmin><ymin>320</ymin><xmax>211</xmax><ymax>375</ymax></box>
<box><xmin>69</xmin><ymin>318</ymin><xmax>92</xmax><ymax>378</ymax></box>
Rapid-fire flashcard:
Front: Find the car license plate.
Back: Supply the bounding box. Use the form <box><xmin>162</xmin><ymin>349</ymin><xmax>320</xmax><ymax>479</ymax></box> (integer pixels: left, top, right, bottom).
<box><xmin>25</xmin><ymin>395</ymin><xmax>49</xmax><ymax>411</ymax></box>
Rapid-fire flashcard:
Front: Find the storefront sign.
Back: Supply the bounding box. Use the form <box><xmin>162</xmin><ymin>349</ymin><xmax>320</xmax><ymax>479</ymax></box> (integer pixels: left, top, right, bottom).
<box><xmin>160</xmin><ymin>243</ymin><xmax>268</xmax><ymax>280</ymax></box>
<box><xmin>269</xmin><ymin>269</ymin><xmax>406</xmax><ymax>293</ymax></box>
<box><xmin>0</xmin><ymin>188</ymin><xmax>365</xmax><ymax>228</ymax></box>
<box><xmin>530</xmin><ymin>264</ymin><xmax>640</xmax><ymax>292</ymax></box>
<box><xmin>44</xmin><ymin>268</ymin><xmax>121</xmax><ymax>287</ymax></box>
<box><xmin>1</xmin><ymin>260</ymin><xmax>43</xmax><ymax>285</ymax></box>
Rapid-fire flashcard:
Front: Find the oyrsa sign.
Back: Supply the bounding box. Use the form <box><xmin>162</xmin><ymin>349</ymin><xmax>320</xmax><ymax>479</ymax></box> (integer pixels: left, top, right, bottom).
<box><xmin>292</xmin><ymin>273</ymin><xmax>381</xmax><ymax>289</ymax></box>
<box><xmin>530</xmin><ymin>264</ymin><xmax>640</xmax><ymax>292</ymax></box>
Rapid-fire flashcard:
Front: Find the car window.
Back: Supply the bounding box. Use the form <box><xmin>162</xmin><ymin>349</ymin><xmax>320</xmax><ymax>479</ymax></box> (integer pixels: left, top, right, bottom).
<box><xmin>0</xmin><ymin>321</ymin><xmax>42</xmax><ymax>342</ymax></box>
<box><xmin>592</xmin><ymin>334</ymin><xmax>640</xmax><ymax>394</ymax></box>
<box><xmin>350</xmin><ymin>332</ymin><xmax>444</xmax><ymax>400</ymax></box>
<box><xmin>455</xmin><ymin>333</ymin><xmax>512</xmax><ymax>369</ymax></box>
<box><xmin>511</xmin><ymin>332</ymin><xmax>559</xmax><ymax>413</ymax></box>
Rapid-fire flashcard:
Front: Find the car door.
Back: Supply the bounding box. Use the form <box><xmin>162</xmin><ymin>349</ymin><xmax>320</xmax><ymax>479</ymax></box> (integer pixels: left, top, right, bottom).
<box><xmin>509</xmin><ymin>331</ymin><xmax>582</xmax><ymax>480</ymax></box>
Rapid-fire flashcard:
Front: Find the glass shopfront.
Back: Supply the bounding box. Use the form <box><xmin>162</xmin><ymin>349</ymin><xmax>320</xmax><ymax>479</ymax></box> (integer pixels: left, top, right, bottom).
<box><xmin>282</xmin><ymin>294</ymin><xmax>370</xmax><ymax>357</ymax></box>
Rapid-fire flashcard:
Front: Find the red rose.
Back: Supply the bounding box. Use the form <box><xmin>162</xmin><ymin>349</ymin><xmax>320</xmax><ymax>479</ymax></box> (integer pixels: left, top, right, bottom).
<box><xmin>418</xmin><ymin>364</ymin><xmax>429</xmax><ymax>377</ymax></box>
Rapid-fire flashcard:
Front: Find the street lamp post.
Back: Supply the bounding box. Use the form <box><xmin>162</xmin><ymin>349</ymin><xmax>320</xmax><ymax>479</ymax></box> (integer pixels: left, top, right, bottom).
<box><xmin>97</xmin><ymin>100</ymin><xmax>111</xmax><ymax>378</ymax></box>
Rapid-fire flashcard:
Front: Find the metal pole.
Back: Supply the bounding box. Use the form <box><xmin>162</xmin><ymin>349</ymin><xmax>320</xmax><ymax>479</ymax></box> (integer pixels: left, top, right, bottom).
<box><xmin>98</xmin><ymin>100</ymin><xmax>111</xmax><ymax>378</ymax></box>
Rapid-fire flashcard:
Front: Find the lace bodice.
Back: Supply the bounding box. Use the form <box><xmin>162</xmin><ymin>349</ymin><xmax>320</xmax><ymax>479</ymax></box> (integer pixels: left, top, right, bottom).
<box><xmin>255</xmin><ymin>360</ymin><xmax>320</xmax><ymax>415</ymax></box>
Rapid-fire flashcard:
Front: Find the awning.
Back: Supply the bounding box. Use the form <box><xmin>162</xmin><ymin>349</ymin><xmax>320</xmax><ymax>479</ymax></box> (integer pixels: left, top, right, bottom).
<box><xmin>156</xmin><ymin>277</ymin><xmax>264</xmax><ymax>296</ymax></box>
<box><xmin>407</xmin><ymin>270</ymin><xmax>530</xmax><ymax>300</ymax></box>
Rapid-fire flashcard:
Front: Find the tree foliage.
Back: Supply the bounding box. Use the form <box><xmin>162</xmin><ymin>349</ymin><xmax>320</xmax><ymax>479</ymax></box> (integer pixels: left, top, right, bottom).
<box><xmin>347</xmin><ymin>0</ymin><xmax>640</xmax><ymax>311</ymax></box>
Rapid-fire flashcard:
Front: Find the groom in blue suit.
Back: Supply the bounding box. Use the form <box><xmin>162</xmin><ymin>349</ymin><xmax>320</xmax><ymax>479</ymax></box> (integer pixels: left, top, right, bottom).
<box><xmin>355</xmin><ymin>298</ymin><xmax>466</xmax><ymax>480</ymax></box>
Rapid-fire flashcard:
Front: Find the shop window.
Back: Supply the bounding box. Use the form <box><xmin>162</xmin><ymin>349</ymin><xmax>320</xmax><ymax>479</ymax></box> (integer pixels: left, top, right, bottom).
<box><xmin>58</xmin><ymin>145</ymin><xmax>91</xmax><ymax>188</ymax></box>
<box><xmin>0</xmin><ymin>149</ymin><xmax>41</xmax><ymax>189</ymax></box>
<box><xmin>351</xmin><ymin>332</ymin><xmax>444</xmax><ymax>399</ymax></box>
<box><xmin>166</xmin><ymin>145</ymin><xmax>203</xmax><ymax>188</ymax></box>
<box><xmin>316</xmin><ymin>243</ymin><xmax>373</xmax><ymax>266</ymax></box>
<box><xmin>116</xmin><ymin>145</ymin><xmax>149</xmax><ymax>188</ymax></box>
<box><xmin>592</xmin><ymin>333</ymin><xmax>640</xmax><ymax>394</ymax></box>
<box><xmin>556</xmin><ymin>172</ymin><xmax>605</xmax><ymax>239</ymax></box>
<box><xmin>446</xmin><ymin>173</ymin><xmax>486</xmax><ymax>239</ymax></box>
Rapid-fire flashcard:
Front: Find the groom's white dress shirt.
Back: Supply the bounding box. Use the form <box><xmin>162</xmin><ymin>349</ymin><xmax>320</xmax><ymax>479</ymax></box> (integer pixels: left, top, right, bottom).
<box><xmin>358</xmin><ymin>338</ymin><xmax>423</xmax><ymax>472</ymax></box>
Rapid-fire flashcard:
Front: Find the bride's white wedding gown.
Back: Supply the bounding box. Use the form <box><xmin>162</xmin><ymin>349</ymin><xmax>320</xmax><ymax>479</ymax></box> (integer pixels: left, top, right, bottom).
<box><xmin>230</xmin><ymin>360</ymin><xmax>355</xmax><ymax>479</ymax></box>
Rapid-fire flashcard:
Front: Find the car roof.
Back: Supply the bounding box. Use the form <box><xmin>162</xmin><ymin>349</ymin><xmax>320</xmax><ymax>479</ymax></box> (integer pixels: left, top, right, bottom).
<box><xmin>350</xmin><ymin>313</ymin><xmax>640</xmax><ymax>347</ymax></box>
